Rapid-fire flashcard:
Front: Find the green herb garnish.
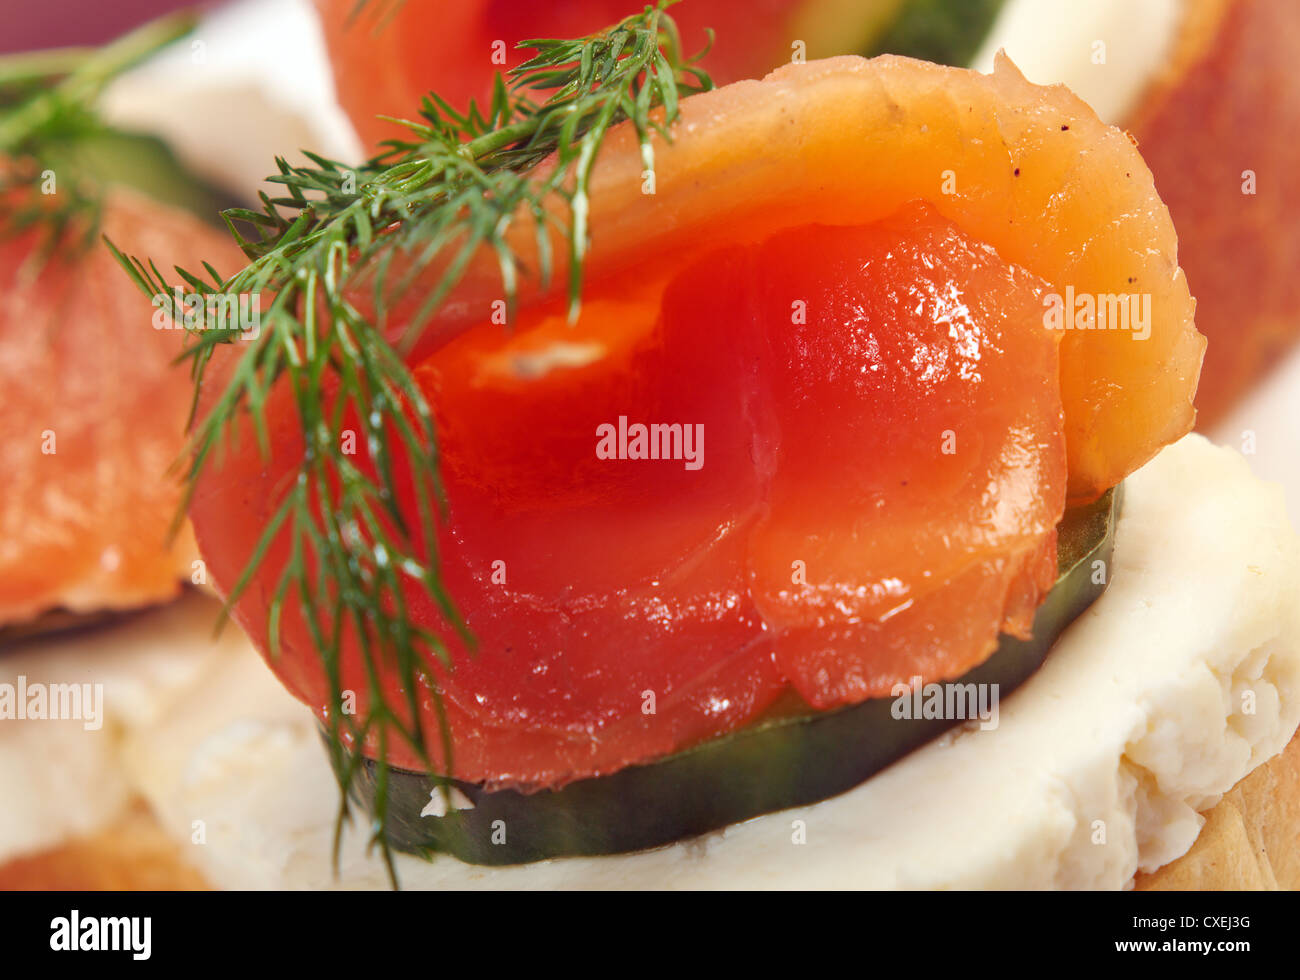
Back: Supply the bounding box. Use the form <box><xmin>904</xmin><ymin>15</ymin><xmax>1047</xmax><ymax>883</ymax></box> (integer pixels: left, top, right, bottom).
<box><xmin>0</xmin><ymin>11</ymin><xmax>198</xmax><ymax>253</ymax></box>
<box><xmin>110</xmin><ymin>1</ymin><xmax>712</xmax><ymax>888</ymax></box>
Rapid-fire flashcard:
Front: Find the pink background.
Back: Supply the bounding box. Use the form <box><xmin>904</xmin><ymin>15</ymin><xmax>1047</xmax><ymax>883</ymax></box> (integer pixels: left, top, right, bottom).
<box><xmin>1</xmin><ymin>0</ymin><xmax>204</xmax><ymax>53</ymax></box>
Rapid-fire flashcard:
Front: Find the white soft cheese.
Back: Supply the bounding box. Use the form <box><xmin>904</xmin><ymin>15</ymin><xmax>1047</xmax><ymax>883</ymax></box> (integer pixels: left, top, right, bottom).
<box><xmin>1211</xmin><ymin>342</ymin><xmax>1300</xmax><ymax>532</ymax></box>
<box><xmin>0</xmin><ymin>594</ymin><xmax>240</xmax><ymax>861</ymax></box>
<box><xmin>82</xmin><ymin>433</ymin><xmax>1298</xmax><ymax>889</ymax></box>
<box><xmin>970</xmin><ymin>0</ymin><xmax>1181</xmax><ymax>124</ymax></box>
<box><xmin>100</xmin><ymin>0</ymin><xmax>362</xmax><ymax>200</ymax></box>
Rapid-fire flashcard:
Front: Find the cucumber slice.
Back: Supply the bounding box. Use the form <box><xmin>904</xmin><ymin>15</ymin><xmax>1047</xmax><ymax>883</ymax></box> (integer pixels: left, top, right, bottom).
<box><xmin>30</xmin><ymin>128</ymin><xmax>230</xmax><ymax>225</ymax></box>
<box><xmin>350</xmin><ymin>485</ymin><xmax>1121</xmax><ymax>865</ymax></box>
<box><xmin>792</xmin><ymin>0</ymin><xmax>1007</xmax><ymax>68</ymax></box>
<box><xmin>864</xmin><ymin>0</ymin><xmax>1009</xmax><ymax>68</ymax></box>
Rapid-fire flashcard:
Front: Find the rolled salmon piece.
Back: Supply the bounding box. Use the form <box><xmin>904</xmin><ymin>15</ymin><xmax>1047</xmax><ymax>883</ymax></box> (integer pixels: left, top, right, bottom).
<box><xmin>192</xmin><ymin>54</ymin><xmax>1204</xmax><ymax>790</ymax></box>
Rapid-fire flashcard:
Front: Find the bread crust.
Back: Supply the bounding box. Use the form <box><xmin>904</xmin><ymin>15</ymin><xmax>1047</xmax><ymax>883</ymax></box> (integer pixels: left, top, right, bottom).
<box><xmin>1137</xmin><ymin>729</ymin><xmax>1300</xmax><ymax>890</ymax></box>
<box><xmin>0</xmin><ymin>801</ymin><xmax>208</xmax><ymax>891</ymax></box>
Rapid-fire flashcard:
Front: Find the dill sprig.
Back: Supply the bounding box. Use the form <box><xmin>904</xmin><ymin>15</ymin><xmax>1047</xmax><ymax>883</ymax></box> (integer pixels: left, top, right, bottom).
<box><xmin>0</xmin><ymin>11</ymin><xmax>197</xmax><ymax>251</ymax></box>
<box><xmin>110</xmin><ymin>1</ymin><xmax>711</xmax><ymax>887</ymax></box>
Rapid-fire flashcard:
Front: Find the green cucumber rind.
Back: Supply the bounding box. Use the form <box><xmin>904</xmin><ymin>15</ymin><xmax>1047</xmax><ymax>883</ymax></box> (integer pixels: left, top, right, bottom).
<box><xmin>49</xmin><ymin>129</ymin><xmax>231</xmax><ymax>224</ymax></box>
<box><xmin>351</xmin><ymin>484</ymin><xmax>1121</xmax><ymax>865</ymax></box>
<box><xmin>863</xmin><ymin>0</ymin><xmax>1009</xmax><ymax>68</ymax></box>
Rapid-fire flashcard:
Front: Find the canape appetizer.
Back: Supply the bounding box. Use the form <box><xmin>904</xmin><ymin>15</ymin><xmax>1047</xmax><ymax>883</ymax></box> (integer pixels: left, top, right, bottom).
<box><xmin>0</xmin><ymin>15</ymin><xmax>239</xmax><ymax>630</ymax></box>
<box><xmin>92</xmin><ymin>3</ymin><xmax>1300</xmax><ymax>890</ymax></box>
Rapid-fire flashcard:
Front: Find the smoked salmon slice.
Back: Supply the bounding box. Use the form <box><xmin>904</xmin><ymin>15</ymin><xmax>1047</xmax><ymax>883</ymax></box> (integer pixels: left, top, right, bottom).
<box><xmin>0</xmin><ymin>191</ymin><xmax>239</xmax><ymax>627</ymax></box>
<box><xmin>191</xmin><ymin>55</ymin><xmax>1203</xmax><ymax>788</ymax></box>
<box><xmin>361</xmin><ymin>55</ymin><xmax>1205</xmax><ymax>501</ymax></box>
<box><xmin>313</xmin><ymin>0</ymin><xmax>804</xmax><ymax>150</ymax></box>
